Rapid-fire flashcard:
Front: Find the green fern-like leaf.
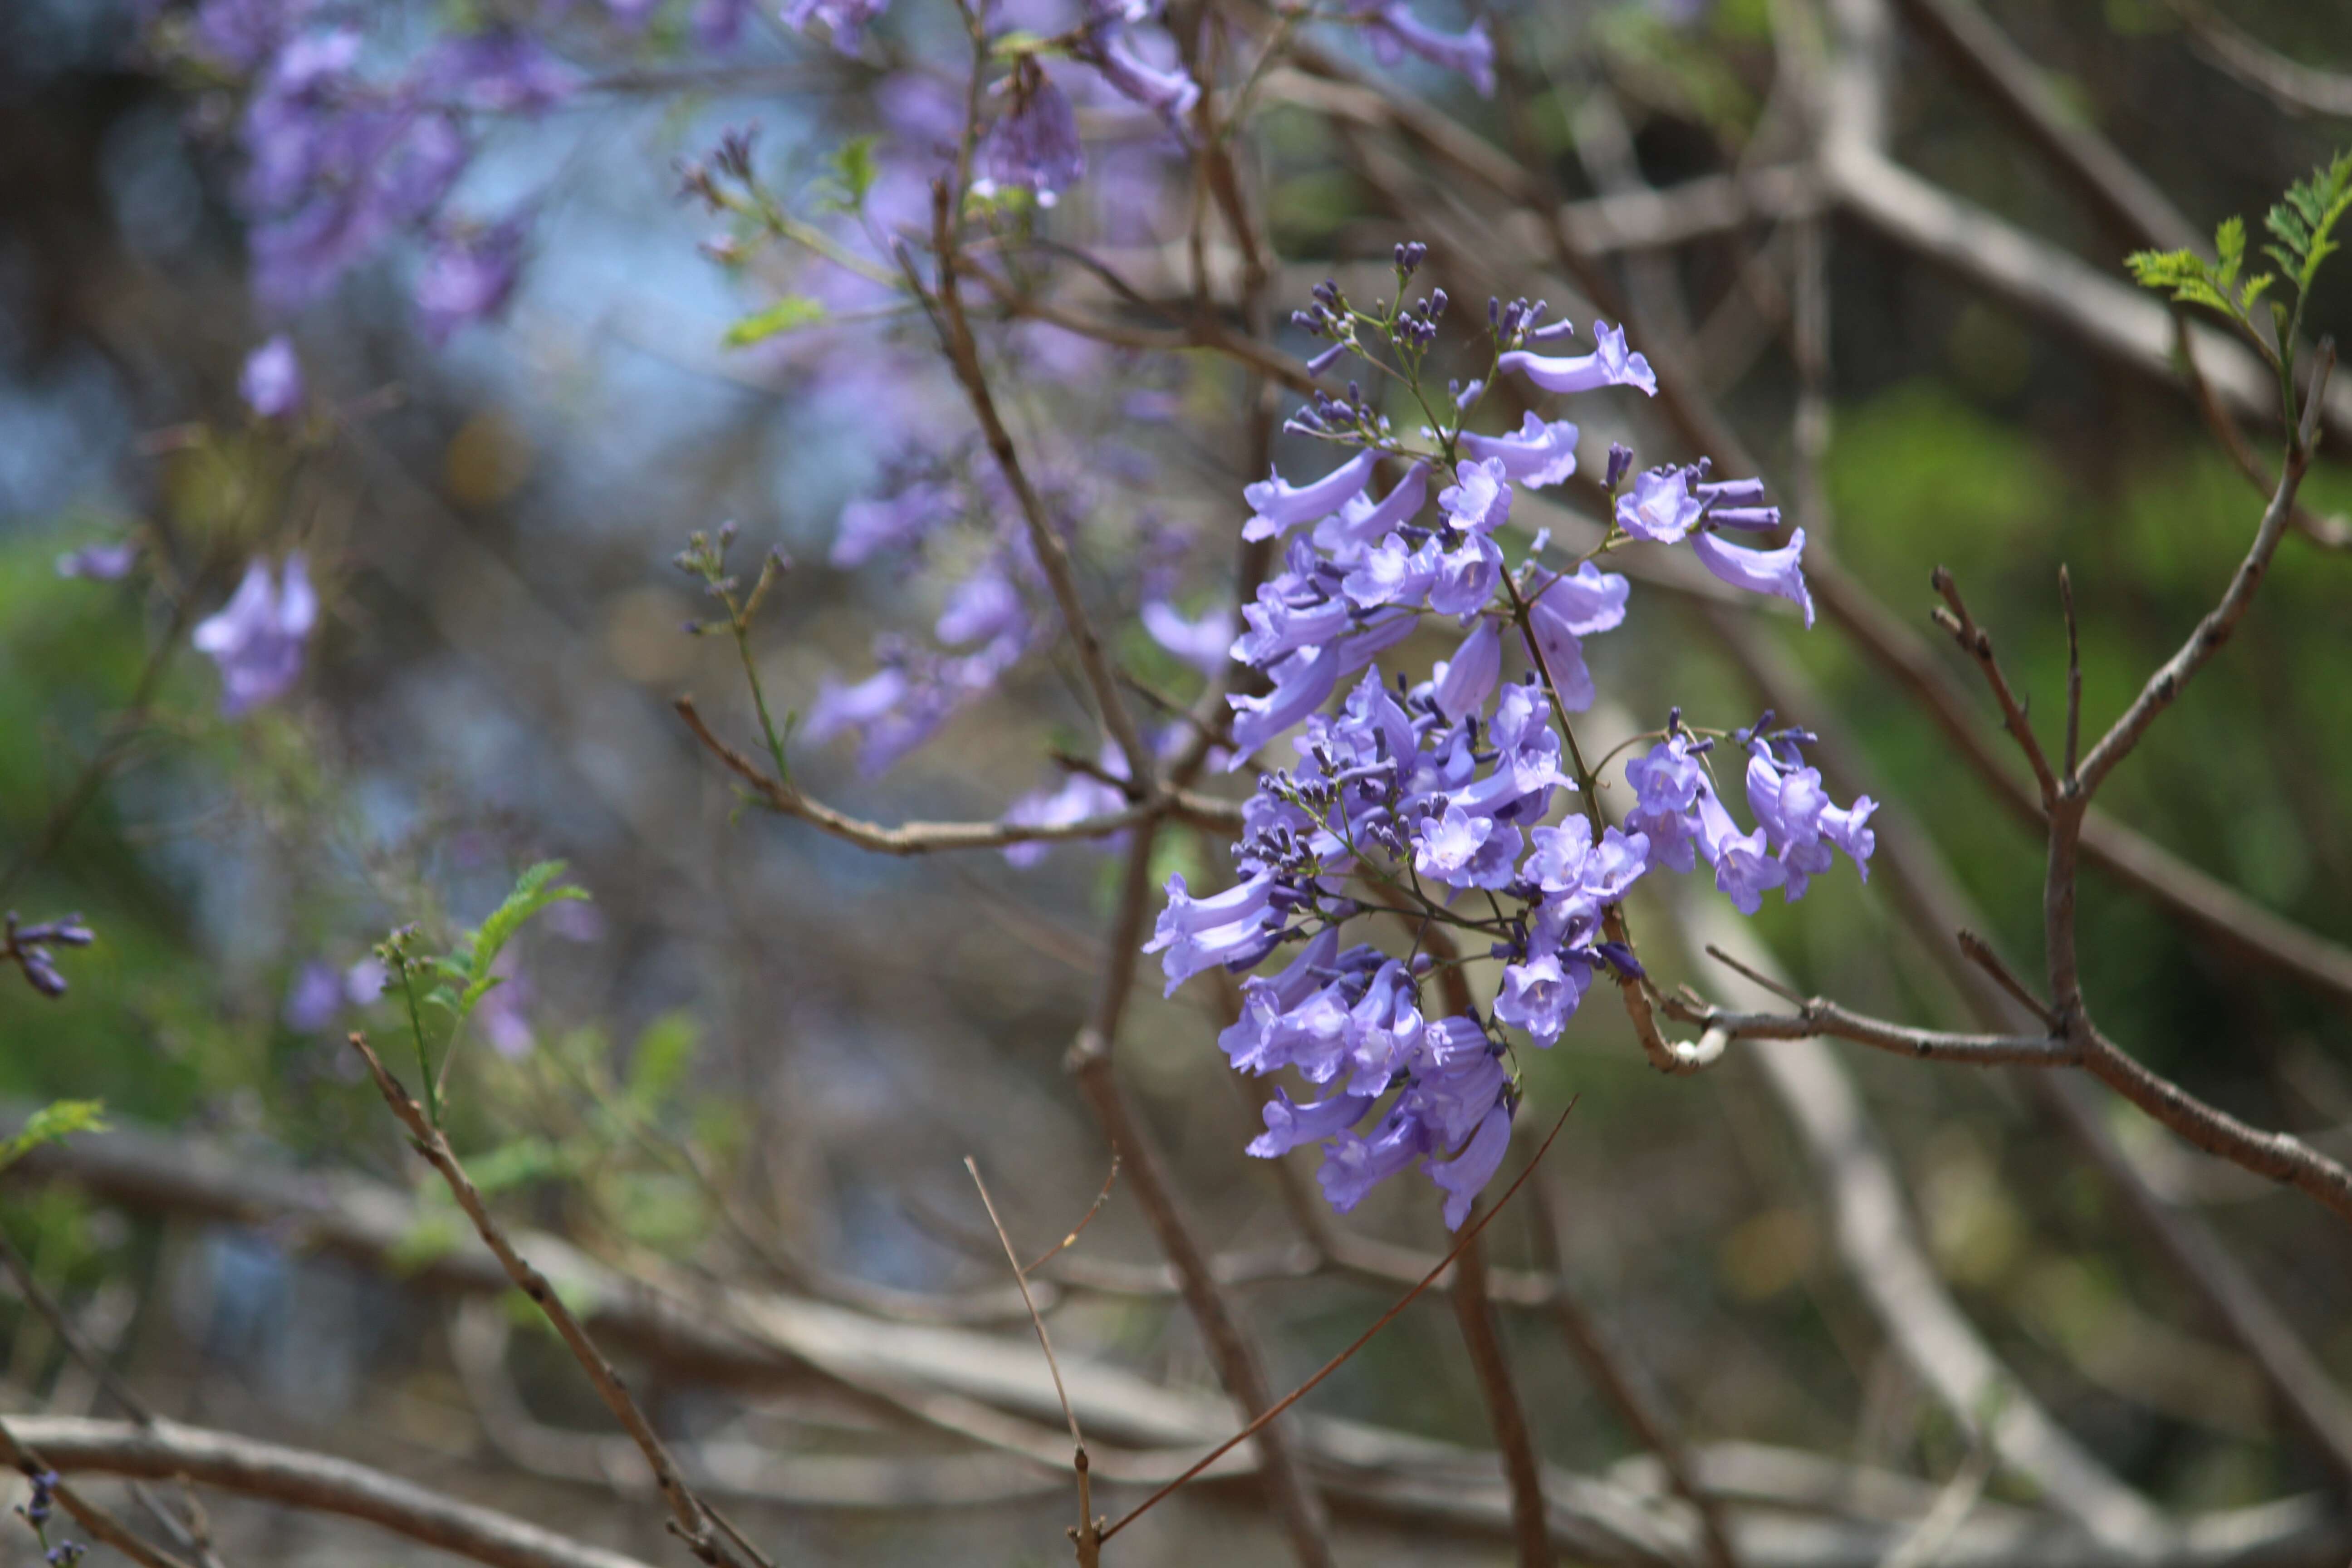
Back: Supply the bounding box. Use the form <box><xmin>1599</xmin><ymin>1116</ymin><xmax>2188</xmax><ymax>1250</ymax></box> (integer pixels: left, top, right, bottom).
<box><xmin>2264</xmin><ymin>149</ymin><xmax>2352</xmax><ymax>297</ymax></box>
<box><xmin>2126</xmin><ymin>248</ymin><xmax>2239</xmax><ymax>322</ymax></box>
<box><xmin>468</xmin><ymin>860</ymin><xmax>589</xmax><ymax>990</ymax></box>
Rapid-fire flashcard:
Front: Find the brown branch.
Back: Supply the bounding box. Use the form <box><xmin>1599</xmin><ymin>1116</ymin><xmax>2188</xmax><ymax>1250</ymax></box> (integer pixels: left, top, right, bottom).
<box><xmin>1661</xmin><ymin>991</ymin><xmax>2076</xmax><ymax>1066</ymax></box>
<box><xmin>1450</xmin><ymin>1211</ymin><xmax>1557</xmax><ymax>1568</ymax></box>
<box><xmin>347</xmin><ymin>1034</ymin><xmax>761</xmax><ymax>1568</ymax></box>
<box><xmin>1</xmin><ymin>1416</ymin><xmax>659</xmax><ymax>1568</ymax></box>
<box><xmin>2074</xmin><ymin>1024</ymin><xmax>2352</xmax><ymax>1228</ymax></box>
<box><xmin>2175</xmin><ymin>316</ymin><xmax>2352</xmax><ymax>549</ymax></box>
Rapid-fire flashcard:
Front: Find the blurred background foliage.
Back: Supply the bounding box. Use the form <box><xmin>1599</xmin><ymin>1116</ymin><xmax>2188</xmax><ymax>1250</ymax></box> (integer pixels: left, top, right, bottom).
<box><xmin>3</xmin><ymin>0</ymin><xmax>2352</xmax><ymax>1558</ymax></box>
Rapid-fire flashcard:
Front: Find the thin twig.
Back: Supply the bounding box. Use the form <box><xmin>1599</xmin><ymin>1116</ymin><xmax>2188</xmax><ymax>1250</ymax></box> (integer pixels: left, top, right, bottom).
<box><xmin>1021</xmin><ymin>1158</ymin><xmax>1120</xmax><ymax>1278</ymax></box>
<box><xmin>1955</xmin><ymin>930</ymin><xmax>2055</xmax><ymax>1027</ymax></box>
<box><xmin>2059</xmin><ymin>567</ymin><xmax>2082</xmax><ymax>784</ymax></box>
<box><xmin>1927</xmin><ymin>567</ymin><xmax>2058</xmax><ymax>805</ymax></box>
<box><xmin>0</xmin><ymin>1416</ymin><xmax>197</xmax><ymax>1568</ymax></box>
<box><xmin>1450</xmin><ymin>1207</ymin><xmax>1557</xmax><ymax>1568</ymax></box>
<box><xmin>347</xmin><ymin>1034</ymin><xmax>763</xmax><ymax>1568</ymax></box>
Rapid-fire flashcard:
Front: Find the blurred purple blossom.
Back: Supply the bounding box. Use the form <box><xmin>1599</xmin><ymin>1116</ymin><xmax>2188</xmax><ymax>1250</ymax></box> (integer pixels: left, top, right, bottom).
<box><xmin>55</xmin><ymin>542</ymin><xmax>139</xmax><ymax>581</ymax></box>
<box><xmin>192</xmin><ymin>554</ymin><xmax>317</xmax><ymax>715</ymax></box>
<box><xmin>240</xmin><ymin>334</ymin><xmax>304</xmax><ymax>419</ymax></box>
<box><xmin>416</xmin><ymin>213</ymin><xmax>529</xmax><ymax>343</ymax></box>
<box><xmin>976</xmin><ymin>59</ymin><xmax>1084</xmax><ymax>207</ymax></box>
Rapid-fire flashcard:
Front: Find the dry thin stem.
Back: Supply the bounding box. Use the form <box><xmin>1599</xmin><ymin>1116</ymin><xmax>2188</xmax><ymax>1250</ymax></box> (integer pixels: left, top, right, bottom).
<box><xmin>1021</xmin><ymin>1158</ymin><xmax>1120</xmax><ymax>1277</ymax></box>
<box><xmin>347</xmin><ymin>1033</ymin><xmax>762</xmax><ymax>1568</ymax></box>
<box><xmin>1928</xmin><ymin>567</ymin><xmax>2058</xmax><ymax>805</ymax></box>
<box><xmin>964</xmin><ymin>1159</ymin><xmax>1098</xmax><ymax>1566</ymax></box>
<box><xmin>1662</xmin><ymin>991</ymin><xmax>2077</xmax><ymax>1067</ymax></box>
<box><xmin>1095</xmin><ymin>1104</ymin><xmax>1579</xmax><ymax>1546</ymax></box>
<box><xmin>1954</xmin><ymin>929</ymin><xmax>2055</xmax><ymax>1027</ymax></box>
<box><xmin>919</xmin><ymin>183</ymin><xmax>1152</xmax><ymax>787</ymax></box>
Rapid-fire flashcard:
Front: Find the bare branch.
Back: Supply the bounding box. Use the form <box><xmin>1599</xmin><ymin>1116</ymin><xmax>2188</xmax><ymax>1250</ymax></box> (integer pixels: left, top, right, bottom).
<box><xmin>2175</xmin><ymin>2</ymin><xmax>2352</xmax><ymax>119</ymax></box>
<box><xmin>1095</xmin><ymin>1105</ymin><xmax>1579</xmax><ymax>1547</ymax></box>
<box><xmin>348</xmin><ymin>1034</ymin><xmax>762</xmax><ymax>1568</ymax></box>
<box><xmin>1955</xmin><ymin>929</ymin><xmax>2056</xmax><ymax>1027</ymax></box>
<box><xmin>3</xmin><ymin>1416</ymin><xmax>661</xmax><ymax>1568</ymax></box>
<box><xmin>0</xmin><ymin>1417</ymin><xmax>196</xmax><ymax>1568</ymax></box>
<box><xmin>1450</xmin><ymin>1209</ymin><xmax>1556</xmax><ymax>1568</ymax></box>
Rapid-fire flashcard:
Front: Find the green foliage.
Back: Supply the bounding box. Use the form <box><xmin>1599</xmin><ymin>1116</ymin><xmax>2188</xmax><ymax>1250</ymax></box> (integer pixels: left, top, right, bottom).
<box><xmin>721</xmin><ymin>295</ymin><xmax>830</xmax><ymax>346</ymax></box>
<box><xmin>2127</xmin><ymin>147</ymin><xmax>2350</xmax><ymax>423</ymax></box>
<box><xmin>813</xmin><ymin>135</ymin><xmax>879</xmax><ymax>214</ymax></box>
<box><xmin>381</xmin><ymin>862</ymin><xmax>591</xmax><ymax>1124</ymax></box>
<box><xmin>0</xmin><ymin>1100</ymin><xmax>107</xmax><ymax>1172</ymax></box>
<box><xmin>625</xmin><ymin>1011</ymin><xmax>699</xmax><ymax>1112</ymax></box>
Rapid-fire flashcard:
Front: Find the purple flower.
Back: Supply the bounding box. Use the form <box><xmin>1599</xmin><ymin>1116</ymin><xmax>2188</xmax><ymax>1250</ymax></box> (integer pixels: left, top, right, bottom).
<box><xmin>55</xmin><ymin>542</ymin><xmax>138</xmax><ymax>581</ymax></box>
<box><xmin>1499</xmin><ymin>321</ymin><xmax>1657</xmax><ymax>397</ymax></box>
<box><xmin>7</xmin><ymin>913</ymin><xmax>94</xmax><ymax>1000</ymax></box>
<box><xmin>1615</xmin><ymin>467</ymin><xmax>1704</xmax><ymax>544</ymax></box>
<box><xmin>1690</xmin><ymin>527</ymin><xmax>1813</xmax><ymax>626</ymax></box>
<box><xmin>1079</xmin><ymin>16</ymin><xmax>1201</xmax><ymax>128</ymax></box>
<box><xmin>416</xmin><ymin>212</ymin><xmax>529</xmax><ymax>343</ymax></box>
<box><xmin>1460</xmin><ymin>412</ymin><xmax>1578</xmax><ymax>488</ymax></box>
<box><xmin>1413</xmin><ymin>804</ymin><xmax>1520</xmax><ymax>889</ymax></box>
<box><xmin>1694</xmin><ymin>778</ymin><xmax>1787</xmax><ymax>915</ymax></box>
<box><xmin>1523</xmin><ymin>598</ymin><xmax>1597</xmax><ymax>712</ymax></box>
<box><xmin>1145</xmin><ymin>872</ymin><xmax>1281</xmax><ymax>991</ymax></box>
<box><xmin>1318</xmin><ymin>1106</ymin><xmax>1434</xmax><ymax>1213</ymax></box>
<box><xmin>1244</xmin><ymin>449</ymin><xmax>1378</xmax><ymax>542</ymax></box>
<box><xmin>192</xmin><ymin>554</ymin><xmax>318</xmax><ymax>715</ymax></box>
<box><xmin>1431</xmin><ymin>618</ymin><xmax>1500</xmax><ymax>720</ymax></box>
<box><xmin>1142</xmin><ymin>600</ymin><xmax>1236</xmax><ymax>676</ymax></box>
<box><xmin>1249</xmin><ymin>1088</ymin><xmax>1375</xmax><ymax>1157</ymax></box>
<box><xmin>193</xmin><ymin>0</ymin><xmax>314</xmax><ymax>72</ymax></box>
<box><xmin>1492</xmin><ymin>952</ymin><xmax>1589</xmax><ymax>1044</ymax></box>
<box><xmin>1317</xmin><ymin>461</ymin><xmax>1429</xmax><ymax>556</ymax></box>
<box><xmin>935</xmin><ymin>566</ymin><xmax>1027</xmax><ymax>647</ymax></box>
<box><xmin>1625</xmin><ymin>734</ymin><xmax>1705</xmax><ymax>872</ymax></box>
<box><xmin>1426</xmin><ymin>531</ymin><xmax>1502</xmax><ymax>617</ymax></box>
<box><xmin>1226</xmin><ymin>612</ymin><xmax>1413</xmax><ymax>758</ymax></box>
<box><xmin>428</xmin><ymin>29</ymin><xmax>578</xmax><ymax>114</ymax></box>
<box><xmin>1341</xmin><ymin>531</ymin><xmax>1439</xmax><ymax>609</ymax></box>
<box><xmin>240</xmin><ymin>335</ymin><xmax>304</xmax><ymax>419</ymax></box>
<box><xmin>976</xmin><ymin>60</ymin><xmax>1084</xmax><ymax>207</ymax></box>
<box><xmin>1528</xmin><ymin>561</ymin><xmax>1628</xmax><ymax>635</ymax></box>
<box><xmin>1438</xmin><ymin>457</ymin><xmax>1512</xmax><ymax>534</ymax></box>
<box><xmin>1356</xmin><ymin>3</ymin><xmax>1496</xmax><ymax>98</ymax></box>
<box><xmin>1426</xmin><ymin>1102</ymin><xmax>1511</xmax><ymax>1229</ymax></box>
<box><xmin>781</xmin><ymin>0</ymin><xmax>888</xmax><ymax>53</ymax></box>
<box><xmin>833</xmin><ymin>481</ymin><xmax>958</xmax><ymax>567</ymax></box>
<box><xmin>283</xmin><ymin>961</ymin><xmax>344</xmax><ymax>1032</ymax></box>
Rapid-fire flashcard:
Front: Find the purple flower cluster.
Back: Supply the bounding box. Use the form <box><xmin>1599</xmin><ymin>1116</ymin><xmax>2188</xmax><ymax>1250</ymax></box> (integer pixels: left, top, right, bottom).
<box><xmin>5</xmin><ymin>914</ymin><xmax>95</xmax><ymax>1000</ymax></box>
<box><xmin>1146</xmin><ymin>261</ymin><xmax>1873</xmax><ymax>1226</ymax></box>
<box><xmin>183</xmin><ymin>2</ymin><xmax>573</xmax><ymax>333</ymax></box>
